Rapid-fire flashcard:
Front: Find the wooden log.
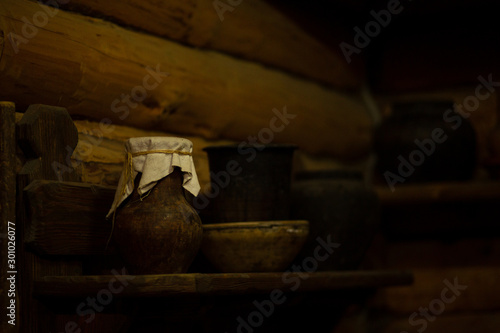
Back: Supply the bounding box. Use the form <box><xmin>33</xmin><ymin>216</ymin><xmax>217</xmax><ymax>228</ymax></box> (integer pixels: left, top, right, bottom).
<box><xmin>0</xmin><ymin>0</ymin><xmax>372</xmax><ymax>160</ymax></box>
<box><xmin>365</xmin><ymin>237</ymin><xmax>500</xmax><ymax>270</ymax></box>
<box><xmin>375</xmin><ymin>181</ymin><xmax>500</xmax><ymax>206</ymax></box>
<box><xmin>0</xmin><ymin>102</ymin><xmax>17</xmax><ymax>333</ymax></box>
<box><xmin>70</xmin><ymin>118</ymin><xmax>234</xmax><ymax>191</ymax></box>
<box><xmin>377</xmin><ymin>201</ymin><xmax>500</xmax><ymax>240</ymax></box>
<box><xmin>25</xmin><ymin>180</ymin><xmax>115</xmax><ymax>256</ymax></box>
<box><xmin>69</xmin><ymin>117</ymin><xmax>362</xmax><ymax>191</ymax></box>
<box><xmin>50</xmin><ymin>0</ymin><xmax>362</xmax><ymax>89</ymax></box>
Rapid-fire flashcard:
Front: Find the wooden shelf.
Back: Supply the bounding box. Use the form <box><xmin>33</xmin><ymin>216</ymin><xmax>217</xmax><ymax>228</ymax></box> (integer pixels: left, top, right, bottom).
<box><xmin>375</xmin><ymin>181</ymin><xmax>500</xmax><ymax>206</ymax></box>
<box><xmin>34</xmin><ymin>270</ymin><xmax>413</xmax><ymax>298</ymax></box>
<box><xmin>375</xmin><ymin>181</ymin><xmax>500</xmax><ymax>239</ymax></box>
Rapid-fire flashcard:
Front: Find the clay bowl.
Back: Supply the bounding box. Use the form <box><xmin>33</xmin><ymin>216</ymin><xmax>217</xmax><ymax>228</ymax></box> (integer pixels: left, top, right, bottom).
<box><xmin>201</xmin><ymin>220</ymin><xmax>309</xmax><ymax>273</ymax></box>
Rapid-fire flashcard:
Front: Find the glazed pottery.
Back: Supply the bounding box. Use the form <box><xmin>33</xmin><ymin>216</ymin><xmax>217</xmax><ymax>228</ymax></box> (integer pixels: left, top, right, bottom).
<box><xmin>290</xmin><ymin>170</ymin><xmax>379</xmax><ymax>270</ymax></box>
<box><xmin>201</xmin><ymin>220</ymin><xmax>309</xmax><ymax>272</ymax></box>
<box><xmin>202</xmin><ymin>144</ymin><xmax>297</xmax><ymax>223</ymax></box>
<box><xmin>373</xmin><ymin>100</ymin><xmax>477</xmax><ymax>183</ymax></box>
<box><xmin>113</xmin><ymin>167</ymin><xmax>202</xmax><ymax>274</ymax></box>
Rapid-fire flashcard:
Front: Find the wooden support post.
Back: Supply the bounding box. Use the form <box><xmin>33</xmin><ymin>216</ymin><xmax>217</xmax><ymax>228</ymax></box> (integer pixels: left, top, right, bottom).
<box><xmin>0</xmin><ymin>101</ymin><xmax>17</xmax><ymax>332</ymax></box>
<box><xmin>16</xmin><ymin>104</ymin><xmax>82</xmax><ymax>332</ymax></box>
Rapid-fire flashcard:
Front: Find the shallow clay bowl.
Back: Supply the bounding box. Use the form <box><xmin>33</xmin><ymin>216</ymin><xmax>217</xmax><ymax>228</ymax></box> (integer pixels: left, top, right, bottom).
<box><xmin>201</xmin><ymin>220</ymin><xmax>309</xmax><ymax>273</ymax></box>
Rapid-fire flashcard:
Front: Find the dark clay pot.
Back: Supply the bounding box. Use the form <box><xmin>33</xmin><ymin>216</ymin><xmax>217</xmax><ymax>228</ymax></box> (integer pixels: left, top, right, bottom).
<box><xmin>202</xmin><ymin>144</ymin><xmax>297</xmax><ymax>223</ymax></box>
<box><xmin>113</xmin><ymin>167</ymin><xmax>203</xmax><ymax>274</ymax></box>
<box><xmin>290</xmin><ymin>170</ymin><xmax>380</xmax><ymax>270</ymax></box>
<box><xmin>374</xmin><ymin>100</ymin><xmax>477</xmax><ymax>183</ymax></box>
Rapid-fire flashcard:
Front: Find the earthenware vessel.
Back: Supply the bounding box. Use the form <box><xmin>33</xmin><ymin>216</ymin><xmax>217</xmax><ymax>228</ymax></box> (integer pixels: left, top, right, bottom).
<box><xmin>201</xmin><ymin>220</ymin><xmax>309</xmax><ymax>272</ymax></box>
<box><xmin>113</xmin><ymin>168</ymin><xmax>202</xmax><ymax>274</ymax></box>
<box><xmin>290</xmin><ymin>170</ymin><xmax>379</xmax><ymax>270</ymax></box>
<box><xmin>108</xmin><ymin>137</ymin><xmax>202</xmax><ymax>274</ymax></box>
<box><xmin>202</xmin><ymin>144</ymin><xmax>297</xmax><ymax>223</ymax></box>
<box><xmin>373</xmin><ymin>100</ymin><xmax>477</xmax><ymax>183</ymax></box>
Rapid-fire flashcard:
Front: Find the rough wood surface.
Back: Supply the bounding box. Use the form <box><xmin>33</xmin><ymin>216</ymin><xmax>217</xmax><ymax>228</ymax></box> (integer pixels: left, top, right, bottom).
<box><xmin>69</xmin><ymin>117</ymin><xmax>362</xmax><ymax>191</ymax></box>
<box><xmin>364</xmin><ymin>236</ymin><xmax>500</xmax><ymax>270</ymax></box>
<box><xmin>34</xmin><ymin>270</ymin><xmax>413</xmax><ymax>298</ymax></box>
<box><xmin>51</xmin><ymin>0</ymin><xmax>362</xmax><ymax>89</ymax></box>
<box><xmin>71</xmin><ymin>118</ymin><xmax>233</xmax><ymax>191</ymax></box>
<box><xmin>361</xmin><ymin>238</ymin><xmax>500</xmax><ymax>333</ymax></box>
<box><xmin>0</xmin><ymin>0</ymin><xmax>372</xmax><ymax>159</ymax></box>
<box><xmin>375</xmin><ymin>181</ymin><xmax>500</xmax><ymax>205</ymax></box>
<box><xmin>0</xmin><ymin>102</ymin><xmax>17</xmax><ymax>333</ymax></box>
<box><xmin>372</xmin><ymin>267</ymin><xmax>500</xmax><ymax>313</ymax></box>
<box><xmin>17</xmin><ymin>105</ymin><xmax>80</xmax><ymax>183</ymax></box>
<box><xmin>25</xmin><ymin>180</ymin><xmax>115</xmax><ymax>256</ymax></box>
<box><xmin>381</xmin><ymin>312</ymin><xmax>500</xmax><ymax>333</ymax></box>
<box><xmin>16</xmin><ymin>105</ymin><xmax>83</xmax><ymax>332</ymax></box>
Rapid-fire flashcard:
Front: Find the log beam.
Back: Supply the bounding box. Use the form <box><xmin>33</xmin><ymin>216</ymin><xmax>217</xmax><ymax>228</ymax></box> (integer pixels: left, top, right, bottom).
<box><xmin>51</xmin><ymin>0</ymin><xmax>362</xmax><ymax>88</ymax></box>
<box><xmin>0</xmin><ymin>0</ymin><xmax>372</xmax><ymax>160</ymax></box>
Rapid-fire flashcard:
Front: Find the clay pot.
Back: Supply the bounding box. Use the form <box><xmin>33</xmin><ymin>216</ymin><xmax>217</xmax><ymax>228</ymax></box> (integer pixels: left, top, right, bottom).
<box><xmin>290</xmin><ymin>170</ymin><xmax>379</xmax><ymax>270</ymax></box>
<box><xmin>113</xmin><ymin>167</ymin><xmax>203</xmax><ymax>274</ymax></box>
<box><xmin>201</xmin><ymin>220</ymin><xmax>309</xmax><ymax>272</ymax></box>
<box><xmin>202</xmin><ymin>144</ymin><xmax>297</xmax><ymax>223</ymax></box>
<box><xmin>373</xmin><ymin>100</ymin><xmax>477</xmax><ymax>183</ymax></box>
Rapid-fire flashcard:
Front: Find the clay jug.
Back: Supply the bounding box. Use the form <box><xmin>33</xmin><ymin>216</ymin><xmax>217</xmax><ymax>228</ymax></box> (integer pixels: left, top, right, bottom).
<box><xmin>113</xmin><ymin>168</ymin><xmax>202</xmax><ymax>274</ymax></box>
<box><xmin>108</xmin><ymin>137</ymin><xmax>202</xmax><ymax>274</ymax></box>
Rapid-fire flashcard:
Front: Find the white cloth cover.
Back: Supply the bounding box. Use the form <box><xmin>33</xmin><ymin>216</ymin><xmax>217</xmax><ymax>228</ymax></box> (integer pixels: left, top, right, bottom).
<box><xmin>106</xmin><ymin>136</ymin><xmax>200</xmax><ymax>218</ymax></box>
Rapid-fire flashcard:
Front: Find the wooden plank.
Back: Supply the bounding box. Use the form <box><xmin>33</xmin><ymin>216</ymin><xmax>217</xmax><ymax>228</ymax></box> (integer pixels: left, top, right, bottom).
<box><xmin>380</xmin><ymin>312</ymin><xmax>500</xmax><ymax>333</ymax></box>
<box><xmin>49</xmin><ymin>0</ymin><xmax>362</xmax><ymax>89</ymax></box>
<box><xmin>379</xmin><ymin>203</ymin><xmax>500</xmax><ymax>240</ymax></box>
<box><xmin>372</xmin><ymin>267</ymin><xmax>500</xmax><ymax>314</ymax></box>
<box><xmin>195</xmin><ymin>271</ymin><xmax>414</xmax><ymax>295</ymax></box>
<box><xmin>25</xmin><ymin>180</ymin><xmax>115</xmax><ymax>256</ymax></box>
<box><xmin>33</xmin><ymin>271</ymin><xmax>413</xmax><ymax>298</ymax></box>
<box><xmin>375</xmin><ymin>181</ymin><xmax>500</xmax><ymax>205</ymax></box>
<box><xmin>0</xmin><ymin>0</ymin><xmax>372</xmax><ymax>160</ymax></box>
<box><xmin>369</xmin><ymin>237</ymin><xmax>500</xmax><ymax>269</ymax></box>
<box><xmin>0</xmin><ymin>101</ymin><xmax>18</xmax><ymax>333</ymax></box>
<box><xmin>35</xmin><ymin>274</ymin><xmax>198</xmax><ymax>298</ymax></box>
<box><xmin>16</xmin><ymin>104</ymin><xmax>83</xmax><ymax>332</ymax></box>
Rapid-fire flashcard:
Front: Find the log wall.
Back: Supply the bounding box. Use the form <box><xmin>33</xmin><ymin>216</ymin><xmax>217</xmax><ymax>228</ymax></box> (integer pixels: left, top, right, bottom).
<box><xmin>0</xmin><ymin>0</ymin><xmax>372</xmax><ymax>160</ymax></box>
<box><xmin>2</xmin><ymin>0</ymin><xmax>500</xmax><ymax>332</ymax></box>
<box><xmin>47</xmin><ymin>0</ymin><xmax>362</xmax><ymax>88</ymax></box>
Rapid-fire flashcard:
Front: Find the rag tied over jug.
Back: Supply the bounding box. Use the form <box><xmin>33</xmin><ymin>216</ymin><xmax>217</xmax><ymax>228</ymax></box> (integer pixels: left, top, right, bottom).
<box><xmin>106</xmin><ymin>136</ymin><xmax>201</xmax><ymax>218</ymax></box>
